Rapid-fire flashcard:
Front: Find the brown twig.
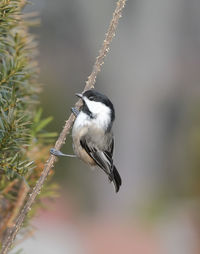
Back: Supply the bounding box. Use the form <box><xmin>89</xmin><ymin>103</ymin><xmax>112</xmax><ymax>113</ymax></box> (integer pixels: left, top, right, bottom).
<box><xmin>6</xmin><ymin>182</ymin><xmax>29</xmax><ymax>229</ymax></box>
<box><xmin>0</xmin><ymin>181</ymin><xmax>28</xmax><ymax>241</ymax></box>
<box><xmin>1</xmin><ymin>0</ymin><xmax>126</xmax><ymax>253</ymax></box>
<box><xmin>0</xmin><ymin>182</ymin><xmax>29</xmax><ymax>243</ymax></box>
<box><xmin>0</xmin><ymin>179</ymin><xmax>18</xmax><ymax>195</ymax></box>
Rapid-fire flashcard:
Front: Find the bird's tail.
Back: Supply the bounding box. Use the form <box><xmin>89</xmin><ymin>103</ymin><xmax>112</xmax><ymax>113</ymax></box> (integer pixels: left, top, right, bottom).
<box><xmin>110</xmin><ymin>165</ymin><xmax>122</xmax><ymax>193</ymax></box>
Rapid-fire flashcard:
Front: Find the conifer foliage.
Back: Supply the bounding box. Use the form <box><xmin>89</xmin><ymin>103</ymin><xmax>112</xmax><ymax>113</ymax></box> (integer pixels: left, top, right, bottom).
<box><xmin>0</xmin><ymin>0</ymin><xmax>57</xmax><ymax>247</ymax></box>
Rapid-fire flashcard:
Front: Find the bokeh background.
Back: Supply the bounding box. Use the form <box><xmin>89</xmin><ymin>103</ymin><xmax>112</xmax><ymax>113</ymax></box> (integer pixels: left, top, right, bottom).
<box><xmin>16</xmin><ymin>0</ymin><xmax>200</xmax><ymax>253</ymax></box>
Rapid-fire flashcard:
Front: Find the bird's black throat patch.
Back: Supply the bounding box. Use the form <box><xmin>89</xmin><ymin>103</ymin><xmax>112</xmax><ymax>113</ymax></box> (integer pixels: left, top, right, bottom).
<box><xmin>81</xmin><ymin>103</ymin><xmax>94</xmax><ymax>119</ymax></box>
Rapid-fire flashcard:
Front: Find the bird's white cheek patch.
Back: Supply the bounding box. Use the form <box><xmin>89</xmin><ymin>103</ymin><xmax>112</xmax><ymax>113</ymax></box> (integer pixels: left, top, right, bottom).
<box><xmin>84</xmin><ymin>98</ymin><xmax>111</xmax><ymax>130</ymax></box>
<box><xmin>84</xmin><ymin>98</ymin><xmax>110</xmax><ymax>115</ymax></box>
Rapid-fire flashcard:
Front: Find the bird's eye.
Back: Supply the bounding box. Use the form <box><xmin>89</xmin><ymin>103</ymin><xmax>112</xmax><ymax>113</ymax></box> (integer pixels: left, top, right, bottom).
<box><xmin>89</xmin><ymin>96</ymin><xmax>95</xmax><ymax>101</ymax></box>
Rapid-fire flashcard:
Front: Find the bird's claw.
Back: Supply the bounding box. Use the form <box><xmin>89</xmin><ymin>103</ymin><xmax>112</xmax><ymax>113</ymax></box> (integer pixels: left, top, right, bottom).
<box><xmin>71</xmin><ymin>107</ymin><xmax>79</xmax><ymax>117</ymax></box>
<box><xmin>50</xmin><ymin>148</ymin><xmax>62</xmax><ymax>156</ymax></box>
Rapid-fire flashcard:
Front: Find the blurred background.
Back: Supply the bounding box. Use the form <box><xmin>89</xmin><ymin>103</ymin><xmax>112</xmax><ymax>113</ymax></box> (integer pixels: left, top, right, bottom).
<box><xmin>16</xmin><ymin>0</ymin><xmax>200</xmax><ymax>253</ymax></box>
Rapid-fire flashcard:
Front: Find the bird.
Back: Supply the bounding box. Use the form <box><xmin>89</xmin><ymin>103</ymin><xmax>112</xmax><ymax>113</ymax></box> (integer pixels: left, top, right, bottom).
<box><xmin>50</xmin><ymin>89</ymin><xmax>122</xmax><ymax>192</ymax></box>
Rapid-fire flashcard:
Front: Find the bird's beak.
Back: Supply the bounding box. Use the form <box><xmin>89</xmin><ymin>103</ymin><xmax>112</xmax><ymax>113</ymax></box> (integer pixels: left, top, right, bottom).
<box><xmin>75</xmin><ymin>93</ymin><xmax>83</xmax><ymax>99</ymax></box>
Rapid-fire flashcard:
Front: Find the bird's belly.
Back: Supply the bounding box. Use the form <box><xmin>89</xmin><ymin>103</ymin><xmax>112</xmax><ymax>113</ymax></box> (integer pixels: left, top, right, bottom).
<box><xmin>75</xmin><ymin>144</ymin><xmax>96</xmax><ymax>166</ymax></box>
<box><xmin>72</xmin><ymin>125</ymin><xmax>96</xmax><ymax>166</ymax></box>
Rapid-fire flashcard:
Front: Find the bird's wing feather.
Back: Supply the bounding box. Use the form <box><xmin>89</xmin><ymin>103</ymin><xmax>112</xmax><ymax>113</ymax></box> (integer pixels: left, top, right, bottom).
<box><xmin>110</xmin><ymin>138</ymin><xmax>114</xmax><ymax>156</ymax></box>
<box><xmin>80</xmin><ymin>136</ymin><xmax>122</xmax><ymax>192</ymax></box>
<box><xmin>80</xmin><ymin>138</ymin><xmax>112</xmax><ymax>176</ymax></box>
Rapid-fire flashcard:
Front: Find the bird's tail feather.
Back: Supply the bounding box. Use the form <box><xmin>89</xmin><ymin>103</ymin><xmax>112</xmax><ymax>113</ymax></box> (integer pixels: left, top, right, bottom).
<box><xmin>111</xmin><ymin>165</ymin><xmax>122</xmax><ymax>193</ymax></box>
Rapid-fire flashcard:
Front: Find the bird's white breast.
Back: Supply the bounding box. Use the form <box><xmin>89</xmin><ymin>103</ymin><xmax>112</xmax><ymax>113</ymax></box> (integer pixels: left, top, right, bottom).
<box><xmin>73</xmin><ymin>102</ymin><xmax>111</xmax><ymax>134</ymax></box>
<box><xmin>72</xmin><ymin>111</ymin><xmax>90</xmax><ymax>133</ymax></box>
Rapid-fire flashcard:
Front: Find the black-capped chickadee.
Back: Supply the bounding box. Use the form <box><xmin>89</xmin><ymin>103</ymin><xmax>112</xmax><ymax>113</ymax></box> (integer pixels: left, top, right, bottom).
<box><xmin>50</xmin><ymin>89</ymin><xmax>122</xmax><ymax>192</ymax></box>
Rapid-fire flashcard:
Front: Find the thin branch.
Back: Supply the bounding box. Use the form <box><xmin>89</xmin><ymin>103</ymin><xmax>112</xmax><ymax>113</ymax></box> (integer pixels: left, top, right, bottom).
<box><xmin>0</xmin><ymin>181</ymin><xmax>28</xmax><ymax>240</ymax></box>
<box><xmin>1</xmin><ymin>180</ymin><xmax>18</xmax><ymax>195</ymax></box>
<box><xmin>6</xmin><ymin>182</ymin><xmax>29</xmax><ymax>229</ymax></box>
<box><xmin>1</xmin><ymin>0</ymin><xmax>126</xmax><ymax>253</ymax></box>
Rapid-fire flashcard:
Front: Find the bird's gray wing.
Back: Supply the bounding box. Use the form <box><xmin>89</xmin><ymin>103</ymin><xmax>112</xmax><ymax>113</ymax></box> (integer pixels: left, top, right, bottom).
<box><xmin>80</xmin><ymin>136</ymin><xmax>122</xmax><ymax>192</ymax></box>
<box><xmin>104</xmin><ymin>137</ymin><xmax>114</xmax><ymax>161</ymax></box>
<box><xmin>80</xmin><ymin>137</ymin><xmax>113</xmax><ymax>177</ymax></box>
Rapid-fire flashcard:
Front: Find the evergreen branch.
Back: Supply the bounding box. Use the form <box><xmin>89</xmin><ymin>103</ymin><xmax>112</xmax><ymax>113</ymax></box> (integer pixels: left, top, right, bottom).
<box><xmin>1</xmin><ymin>0</ymin><xmax>127</xmax><ymax>253</ymax></box>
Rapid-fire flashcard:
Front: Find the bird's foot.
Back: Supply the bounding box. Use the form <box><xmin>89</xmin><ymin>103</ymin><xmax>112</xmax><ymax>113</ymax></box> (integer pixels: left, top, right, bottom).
<box><xmin>50</xmin><ymin>148</ymin><xmax>76</xmax><ymax>158</ymax></box>
<box><xmin>71</xmin><ymin>107</ymin><xmax>79</xmax><ymax>117</ymax></box>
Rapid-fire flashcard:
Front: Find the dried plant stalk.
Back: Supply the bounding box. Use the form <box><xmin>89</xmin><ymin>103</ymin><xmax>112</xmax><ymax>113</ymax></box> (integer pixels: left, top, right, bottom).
<box><xmin>1</xmin><ymin>0</ymin><xmax>126</xmax><ymax>253</ymax></box>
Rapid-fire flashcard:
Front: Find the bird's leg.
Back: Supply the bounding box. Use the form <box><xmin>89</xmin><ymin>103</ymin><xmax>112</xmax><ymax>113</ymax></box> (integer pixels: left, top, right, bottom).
<box><xmin>50</xmin><ymin>148</ymin><xmax>76</xmax><ymax>158</ymax></box>
<box><xmin>71</xmin><ymin>107</ymin><xmax>80</xmax><ymax>117</ymax></box>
